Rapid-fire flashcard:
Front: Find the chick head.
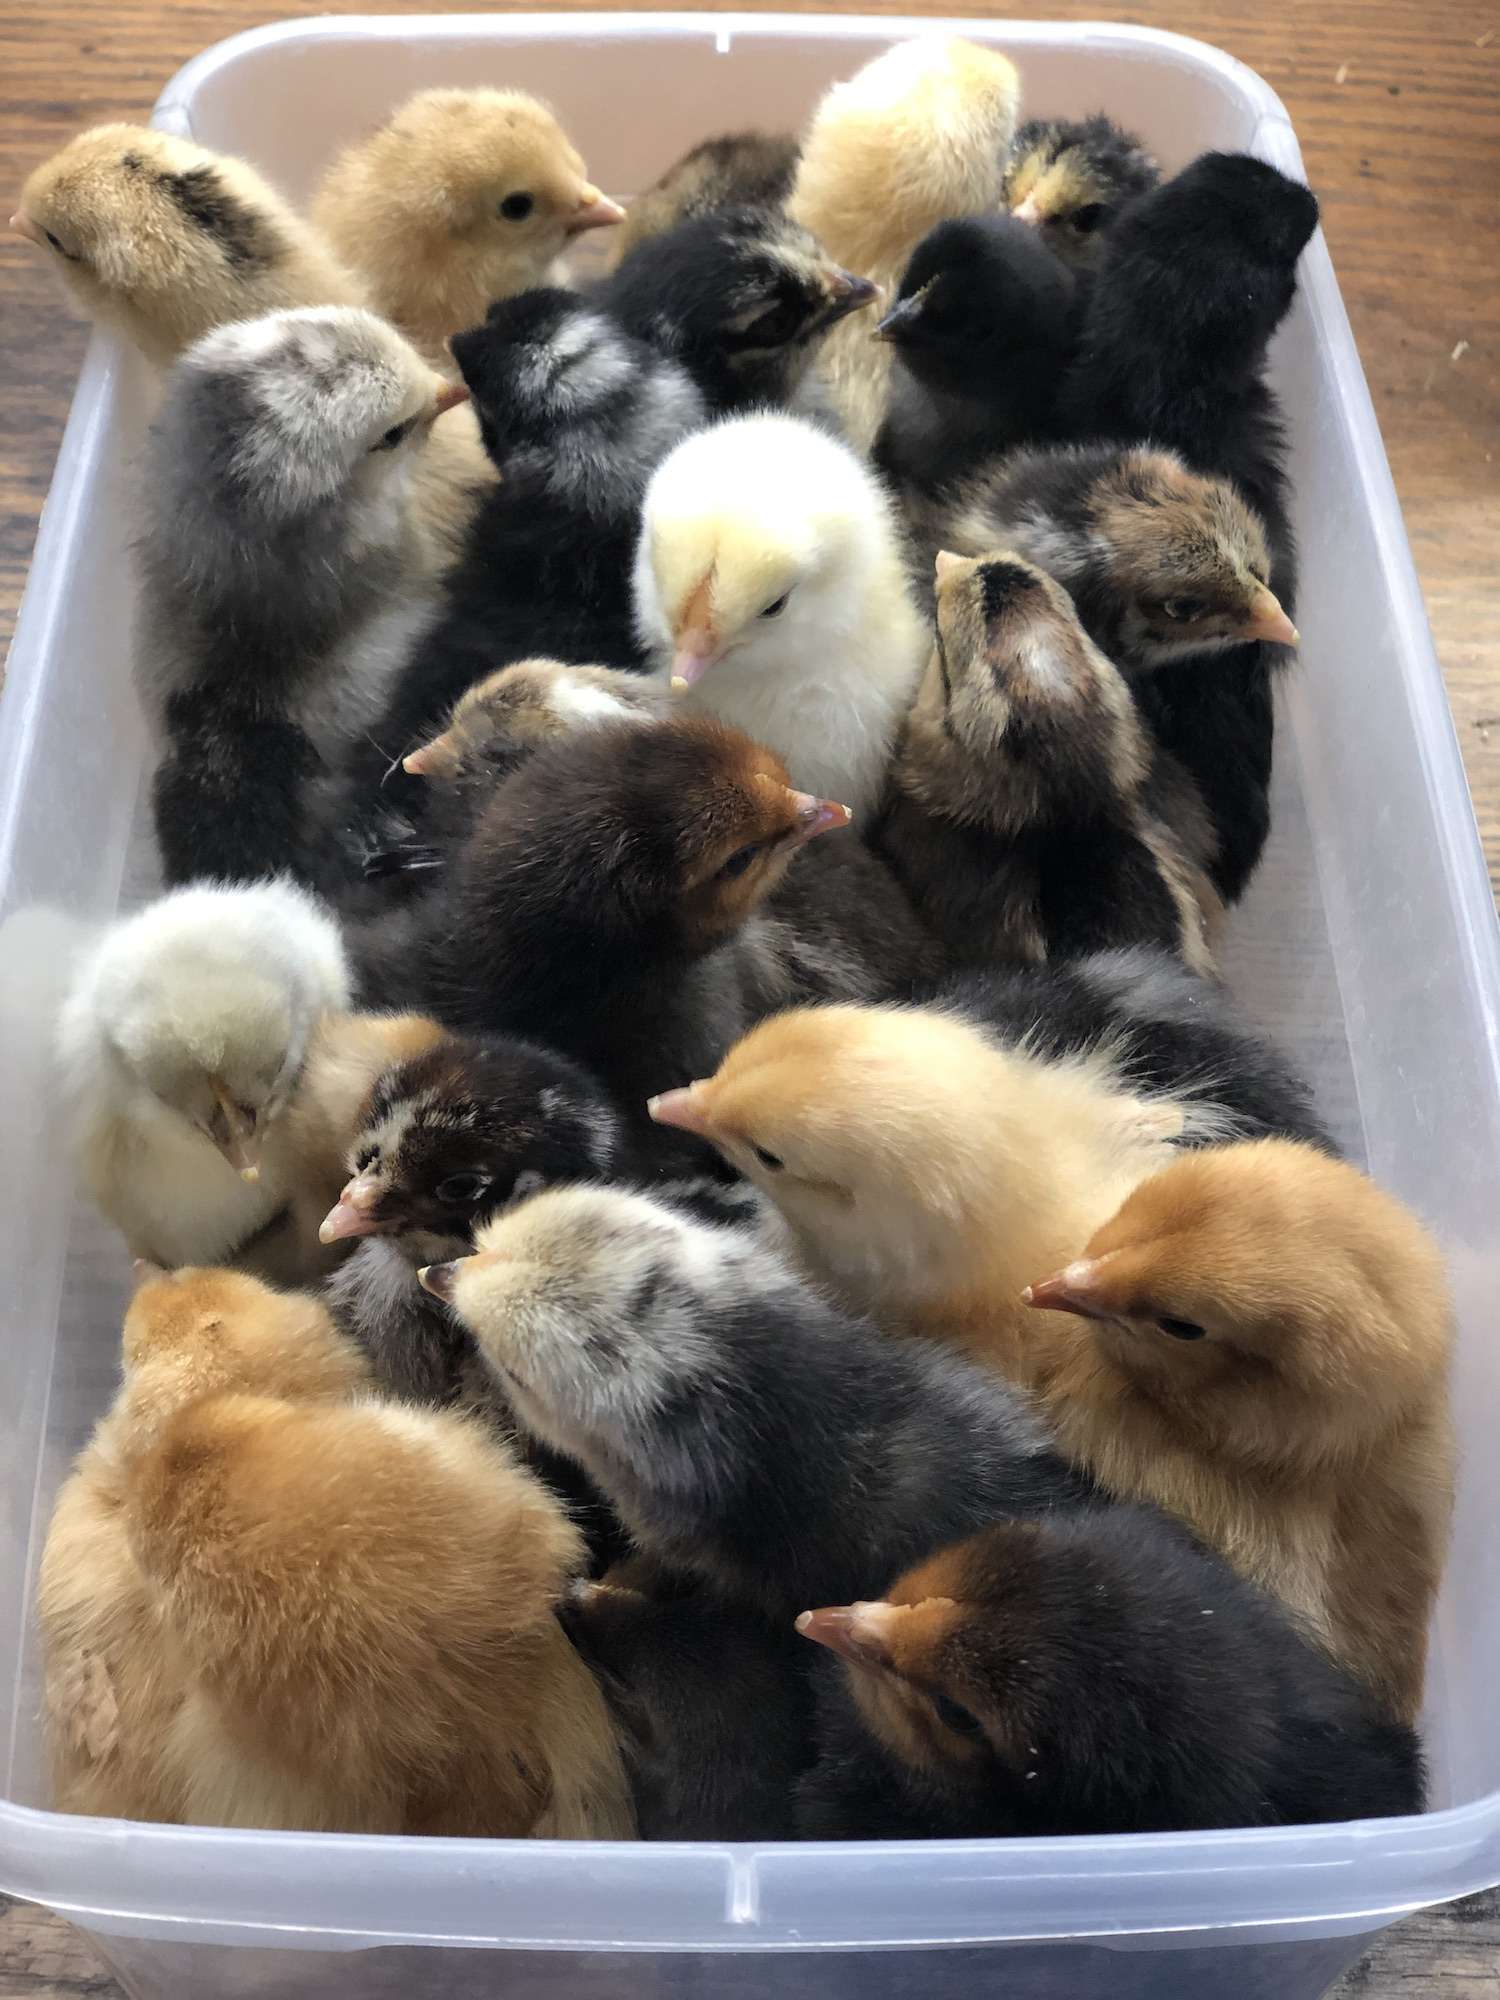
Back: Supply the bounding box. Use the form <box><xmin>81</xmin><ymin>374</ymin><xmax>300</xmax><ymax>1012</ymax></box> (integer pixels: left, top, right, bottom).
<box><xmin>73</xmin><ymin>880</ymin><xmax>349</xmax><ymax>1178</ymax></box>
<box><xmin>403</xmin><ymin>659</ymin><xmax>665</xmax><ymax>781</ymax></box>
<box><xmin>875</xmin><ymin>214</ymin><xmax>1073</xmax><ymax>395</ymax></box>
<box><xmin>418</xmin><ymin>1184</ymin><xmax>748</xmax><ymax>1462</ymax></box>
<box><xmin>1090</xmin><ymin>449</ymin><xmax>1297</xmax><ymax>666</ymax></box>
<box><xmin>174</xmin><ymin>307</ymin><xmax>466</xmax><ymax>523</ymax></box>
<box><xmin>635</xmin><ymin>413</ymin><xmax>895</xmax><ymax>690</ymax></box>
<box><xmin>1022</xmin><ymin>1139</ymin><xmax>1453</xmax><ymax>1444</ymax></box>
<box><xmin>1002</xmin><ymin>115</ymin><xmax>1159</xmax><ymax>268</ymax></box>
<box><xmin>318</xmin><ymin>1032</ymin><xmax>627</xmax><ymax>1261</ymax></box>
<box><xmin>119</xmin><ymin>1263</ymin><xmax>364</xmax><ymax>1455</ymax></box>
<box><xmin>11</xmin><ymin>125</ymin><xmax>342</xmax><ymax>360</ymax></box>
<box><xmin>323</xmin><ymin>87</ymin><xmax>622</xmax><ymax>308</ymax></box>
<box><xmin>610</xmin><ymin>205</ymin><xmax>876</xmax><ymax>406</ymax></box>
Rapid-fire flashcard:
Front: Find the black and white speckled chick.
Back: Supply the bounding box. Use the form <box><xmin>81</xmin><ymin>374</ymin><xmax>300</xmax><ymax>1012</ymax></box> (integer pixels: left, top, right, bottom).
<box><xmin>795</xmin><ymin>1506</ymin><xmax>1424</xmax><ymax>1838</ymax></box>
<box><xmin>423</xmin><ymin>1184</ymin><xmax>1098</xmax><ymax>1622</ymax></box>
<box><xmin>559</xmin><ymin>1574</ymin><xmax>818</xmax><ymax>1839</ymax></box>
<box><xmin>873</xmin><ymin>214</ymin><xmax>1078</xmax><ymax>498</ymax></box>
<box><xmin>872</xmin><ymin>551</ymin><xmax>1217</xmax><ymax>974</ymax></box>
<box><xmin>334</xmin><ymin>292</ymin><xmax>707</xmax><ymax>859</ymax></box>
<box><xmin>134</xmin><ymin>307</ymin><xmax>463</xmax><ymax>887</ymax></box>
<box><xmin>599</xmin><ymin>204</ymin><xmax>876</xmax><ymax>418</ymax></box>
<box><xmin>1002</xmin><ymin>115</ymin><xmax>1159</xmax><ymax>270</ymax></box>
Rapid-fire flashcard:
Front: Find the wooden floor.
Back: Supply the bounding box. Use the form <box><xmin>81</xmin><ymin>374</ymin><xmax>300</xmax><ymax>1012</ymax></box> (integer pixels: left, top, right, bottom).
<box><xmin>1</xmin><ymin>0</ymin><xmax>1497</xmax><ymax>1994</ymax></box>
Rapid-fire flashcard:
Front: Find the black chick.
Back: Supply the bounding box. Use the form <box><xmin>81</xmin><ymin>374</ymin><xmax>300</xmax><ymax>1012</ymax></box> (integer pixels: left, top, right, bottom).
<box><xmin>424</xmin><ymin>1182</ymin><xmax>1100</xmax><ymax>1625</ymax></box>
<box><xmin>610</xmin><ymin>131</ymin><xmax>801</xmax><ymax>263</ymax></box>
<box><xmin>796</xmin><ymin>1507</ymin><xmax>1425</xmax><ymax>1838</ymax></box>
<box><xmin>559</xmin><ymin>1574</ymin><xmax>818</xmax><ymax>1839</ymax></box>
<box><xmin>351</xmin><ymin>715</ymin><xmax>854</xmax><ymax>1166</ymax></box>
<box><xmin>599</xmin><ymin>204</ymin><xmax>877</xmax><ymax>418</ymax></box>
<box><xmin>1059</xmin><ymin>154</ymin><xmax>1320</xmax><ymax>900</ymax></box>
<box><xmin>1002</xmin><ymin>114</ymin><xmax>1160</xmax><ymax>269</ymax></box>
<box><xmin>870</xmin><ymin>550</ymin><xmax>1217</xmax><ymax>975</ymax></box>
<box><xmin>331</xmin><ymin>291</ymin><xmax>707</xmax><ymax>876</ymax></box>
<box><xmin>937</xmin><ymin>944</ymin><xmax>1336</xmax><ymax>1154</ymax></box>
<box><xmin>872</xmin><ymin>214</ymin><xmax>1078</xmax><ymax>498</ymax></box>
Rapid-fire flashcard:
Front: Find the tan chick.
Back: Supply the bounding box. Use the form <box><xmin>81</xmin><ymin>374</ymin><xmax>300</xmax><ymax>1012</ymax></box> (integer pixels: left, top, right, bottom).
<box><xmin>38</xmin><ymin>1265</ymin><xmax>369</xmax><ymax>1822</ymax></box>
<box><xmin>649</xmin><ymin>1000</ymin><xmax>1188</xmax><ymax>1359</ymax></box>
<box><xmin>1020</xmin><ymin>1140</ymin><xmax>1455</xmax><ymax>1722</ymax></box>
<box><xmin>788</xmin><ymin>37</ymin><xmax>1022</xmax><ymax>448</ymax></box>
<box><xmin>311</xmin><ymin>88</ymin><xmax>624</xmax><ymax>363</ymax></box>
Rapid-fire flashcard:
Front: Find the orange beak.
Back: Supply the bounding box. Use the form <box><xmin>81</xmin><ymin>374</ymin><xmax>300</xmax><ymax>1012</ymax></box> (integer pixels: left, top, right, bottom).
<box><xmin>1020</xmin><ymin>1259</ymin><xmax>1115</xmax><ymax>1320</ymax></box>
<box><xmin>10</xmin><ymin>211</ymin><xmax>47</xmax><ymax>249</ymax></box>
<box><xmin>795</xmin><ymin>1605</ymin><xmax>889</xmax><ymax>1665</ymax></box>
<box><xmin>566</xmin><ymin>188</ymin><xmax>627</xmax><ymax>236</ymax></box>
<box><xmin>318</xmin><ymin>1173</ymin><xmax>387</xmax><ymax>1245</ymax></box>
<box><xmin>430</xmin><ymin>379</ymin><xmax>471</xmax><ymax>419</ymax></box>
<box><xmin>1244</xmin><ymin>588</ymin><xmax>1299</xmax><ymax>648</ymax></box>
<box><xmin>788</xmin><ymin>789</ymin><xmax>853</xmax><ymax>842</ymax></box>
<box><xmin>645</xmin><ymin>1084</ymin><xmax>718</xmax><ymax>1140</ymax></box>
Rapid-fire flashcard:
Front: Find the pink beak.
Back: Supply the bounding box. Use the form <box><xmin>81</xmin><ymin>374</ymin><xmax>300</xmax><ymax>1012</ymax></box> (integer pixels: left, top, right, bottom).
<box><xmin>1245</xmin><ymin>588</ymin><xmax>1299</xmax><ymax>648</ymax></box>
<box><xmin>566</xmin><ymin>190</ymin><xmax>627</xmax><ymax>236</ymax></box>
<box><xmin>669</xmin><ymin>632</ymin><xmax>720</xmax><ymax>692</ymax></box>
<box><xmin>10</xmin><ymin>211</ymin><xmax>47</xmax><ymax>248</ymax></box>
<box><xmin>417</xmin><ymin>1259</ymin><xmax>463</xmax><ymax>1301</ymax></box>
<box><xmin>431</xmin><ymin>379</ymin><xmax>471</xmax><ymax>418</ymax></box>
<box><xmin>1020</xmin><ymin>1261</ymin><xmax>1113</xmax><ymax>1320</ymax></box>
<box><xmin>790</xmin><ymin>790</ymin><xmax>854</xmax><ymax>842</ymax></box>
<box><xmin>794</xmin><ymin>1605</ymin><xmax>886</xmax><ymax>1665</ymax></box>
<box><xmin>318</xmin><ymin>1173</ymin><xmax>387</xmax><ymax>1245</ymax></box>
<box><xmin>646</xmin><ymin>1084</ymin><xmax>716</xmax><ymax>1139</ymax></box>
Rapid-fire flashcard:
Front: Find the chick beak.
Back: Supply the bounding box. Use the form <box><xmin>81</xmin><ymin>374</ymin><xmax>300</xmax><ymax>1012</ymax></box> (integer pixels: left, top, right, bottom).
<box><xmin>430</xmin><ymin>379</ymin><xmax>471</xmax><ymax>420</ymax></box>
<box><xmin>131</xmin><ymin>1257</ymin><xmax>166</xmax><ymax>1291</ymax></box>
<box><xmin>934</xmin><ymin>549</ymin><xmax>968</xmax><ymax>587</ymax></box>
<box><xmin>1244</xmin><ymin>588</ymin><xmax>1299</xmax><ymax>648</ymax></box>
<box><xmin>795</xmin><ymin>1604</ymin><xmax>889</xmax><ymax>1666</ymax></box>
<box><xmin>1021</xmin><ymin>1260</ymin><xmax>1115</xmax><ymax>1321</ymax></box>
<box><xmin>645</xmin><ymin>1085</ymin><xmax>717</xmax><ymax>1140</ymax></box>
<box><xmin>789</xmin><ymin>790</ymin><xmax>853</xmax><ymax>843</ymax></box>
<box><xmin>823</xmin><ymin>269</ymin><xmax>879</xmax><ymax>325</ymax></box>
<box><xmin>873</xmin><ymin>292</ymin><xmax>925</xmax><ymax>344</ymax></box>
<box><xmin>1011</xmin><ymin>192</ymin><xmax>1046</xmax><ymax>226</ymax></box>
<box><xmin>416</xmin><ymin>1258</ymin><xmax>467</xmax><ymax>1302</ymax></box>
<box><xmin>207</xmin><ymin>1080</ymin><xmax>260</xmax><ymax>1181</ymax></box>
<box><xmin>567</xmin><ymin>189</ymin><xmax>627</xmax><ymax>236</ymax></box>
<box><xmin>402</xmin><ymin>729</ymin><xmax>459</xmax><ymax>778</ymax></box>
<box><xmin>669</xmin><ymin>629</ymin><xmax>721</xmax><ymax>692</ymax></box>
<box><xmin>318</xmin><ymin>1173</ymin><xmax>387</xmax><ymax>1245</ymax></box>
<box><xmin>10</xmin><ymin>211</ymin><xmax>47</xmax><ymax>249</ymax></box>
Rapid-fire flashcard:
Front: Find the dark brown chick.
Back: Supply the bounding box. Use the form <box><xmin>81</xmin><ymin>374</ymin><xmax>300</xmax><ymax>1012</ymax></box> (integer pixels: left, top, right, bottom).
<box><xmin>1002</xmin><ymin>115</ymin><xmax>1159</xmax><ymax>269</ymax></box>
<box><xmin>871</xmin><ymin>550</ymin><xmax>1217</xmax><ymax>974</ymax></box>
<box><xmin>796</xmin><ymin>1508</ymin><xmax>1425</xmax><ymax>1839</ymax></box>
<box><xmin>609</xmin><ymin>131</ymin><xmax>801</xmax><ymax>265</ymax></box>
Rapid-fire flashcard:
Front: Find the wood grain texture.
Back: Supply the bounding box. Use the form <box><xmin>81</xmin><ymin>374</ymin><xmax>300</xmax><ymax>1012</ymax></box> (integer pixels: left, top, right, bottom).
<box><xmin>1</xmin><ymin>2</ymin><xmax>1497</xmax><ymax>1995</ymax></box>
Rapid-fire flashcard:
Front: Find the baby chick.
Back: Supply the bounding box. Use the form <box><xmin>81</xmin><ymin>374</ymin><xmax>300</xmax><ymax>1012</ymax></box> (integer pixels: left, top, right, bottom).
<box><xmin>872</xmin><ymin>214</ymin><xmax>1078</xmax><ymax>498</ymax></box>
<box><xmin>789</xmin><ymin>36</ymin><xmax>1021</xmax><ymax>448</ymax></box>
<box><xmin>57</xmin><ymin>880</ymin><xmax>351</xmax><ymax>1269</ymax></box>
<box><xmin>136</xmin><ymin>308</ymin><xmax>466</xmax><ymax>888</ymax></box>
<box><xmin>1002</xmin><ymin>114</ymin><xmax>1160</xmax><ymax>269</ymax></box>
<box><xmin>310</xmin><ymin>88</ymin><xmax>623</xmax><ymax>362</ymax></box>
<box><xmin>610</xmin><ymin>130</ymin><xmax>800</xmax><ymax>263</ymax></box>
<box><xmin>12</xmin><ymin>124</ymin><xmax>363</xmax><ymax>366</ymax></box>
<box><xmin>1021</xmin><ymin>1140</ymin><xmax>1455</xmax><ymax>1722</ymax></box>
<box><xmin>336</xmin><ymin>292</ymin><xmax>706</xmax><ymax>850</ymax></box>
<box><xmin>634</xmin><ymin>412</ymin><xmax>926</xmax><ymax>814</ymax></box>
<box><xmin>363</xmin><ymin>716</ymin><xmax>852</xmax><ymax>1161</ymax></box>
<box><xmin>39</xmin><ymin>1266</ymin><xmax>366</xmax><ymax>1822</ymax></box>
<box><xmin>913</xmin><ymin>442</ymin><xmax>1297</xmax><ymax>902</ymax></box>
<box><xmin>421</xmin><ymin>1182</ymin><xmax>1095</xmax><ymax>1622</ymax></box>
<box><xmin>560</xmin><ymin>1574</ymin><xmax>817</xmax><ymax>1839</ymax></box>
<box><xmin>600</xmin><ymin>204</ymin><xmax>877</xmax><ymax>418</ymax></box>
<box><xmin>646</xmin><ymin>1002</ymin><xmax>1202</xmax><ymax>1357</ymax></box>
<box><xmin>870</xmin><ymin>551</ymin><xmax>1217</xmax><ymax>975</ymax></box>
<box><xmin>796</xmin><ymin>1506</ymin><xmax>1424</xmax><ymax>1839</ymax></box>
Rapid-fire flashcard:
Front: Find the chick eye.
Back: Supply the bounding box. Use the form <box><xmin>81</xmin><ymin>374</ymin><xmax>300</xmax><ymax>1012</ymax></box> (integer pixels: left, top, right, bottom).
<box><xmin>1070</xmin><ymin>203</ymin><xmax>1108</xmax><ymax>235</ymax></box>
<box><xmin>1161</xmin><ymin>597</ymin><xmax>1208</xmax><ymax>623</ymax></box>
<box><xmin>759</xmin><ymin>593</ymin><xmax>791</xmax><ymax>620</ymax></box>
<box><xmin>43</xmin><ymin>227</ymin><xmax>79</xmax><ymax>260</ymax></box>
<box><xmin>371</xmin><ymin>418</ymin><xmax>416</xmax><ymax>453</ymax></box>
<box><xmin>499</xmin><ymin>192</ymin><xmax>535</xmax><ymax>222</ymax></box>
<box><xmin>1157</xmin><ymin>1315</ymin><xmax>1207</xmax><ymax>1342</ymax></box>
<box><xmin>751</xmin><ymin>1144</ymin><xmax>784</xmax><ymax>1171</ymax></box>
<box><xmin>931</xmin><ymin>1693</ymin><xmax>986</xmax><ymax>1739</ymax></box>
<box><xmin>716</xmin><ymin>843</ymin><xmax>762</xmax><ymax>881</ymax></box>
<box><xmin>436</xmin><ymin>1171</ymin><xmax>491</xmax><ymax>1205</ymax></box>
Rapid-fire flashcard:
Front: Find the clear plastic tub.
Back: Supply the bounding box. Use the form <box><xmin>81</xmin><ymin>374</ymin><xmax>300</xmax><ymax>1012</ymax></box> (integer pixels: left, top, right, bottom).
<box><xmin>2</xmin><ymin>15</ymin><xmax>1498</xmax><ymax>2000</ymax></box>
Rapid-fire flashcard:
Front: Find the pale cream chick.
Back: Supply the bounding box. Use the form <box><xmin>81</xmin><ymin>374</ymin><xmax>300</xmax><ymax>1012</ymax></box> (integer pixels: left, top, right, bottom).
<box><xmin>311</xmin><ymin>88</ymin><xmax>624</xmax><ymax>364</ymax></box>
<box><xmin>1020</xmin><ymin>1141</ymin><xmax>1455</xmax><ymax>1722</ymax></box>
<box><xmin>789</xmin><ymin>38</ymin><xmax>1021</xmax><ymax>447</ymax></box>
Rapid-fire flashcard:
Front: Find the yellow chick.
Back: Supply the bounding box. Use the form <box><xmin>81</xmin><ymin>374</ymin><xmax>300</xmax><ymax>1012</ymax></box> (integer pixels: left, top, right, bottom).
<box><xmin>311</xmin><ymin>88</ymin><xmax>624</xmax><ymax>364</ymax></box>
<box><xmin>1020</xmin><ymin>1140</ymin><xmax>1455</xmax><ymax>1723</ymax></box>
<box><xmin>789</xmin><ymin>38</ymin><xmax>1022</xmax><ymax>448</ymax></box>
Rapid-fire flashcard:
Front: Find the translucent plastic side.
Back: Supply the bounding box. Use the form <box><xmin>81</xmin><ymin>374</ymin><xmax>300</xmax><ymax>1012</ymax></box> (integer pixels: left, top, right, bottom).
<box><xmin>0</xmin><ymin>13</ymin><xmax>1497</xmax><ymax>1971</ymax></box>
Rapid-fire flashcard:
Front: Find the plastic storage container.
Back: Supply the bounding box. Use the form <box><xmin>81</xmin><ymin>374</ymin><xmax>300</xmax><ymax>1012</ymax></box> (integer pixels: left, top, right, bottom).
<box><xmin>2</xmin><ymin>14</ymin><xmax>1498</xmax><ymax>2000</ymax></box>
